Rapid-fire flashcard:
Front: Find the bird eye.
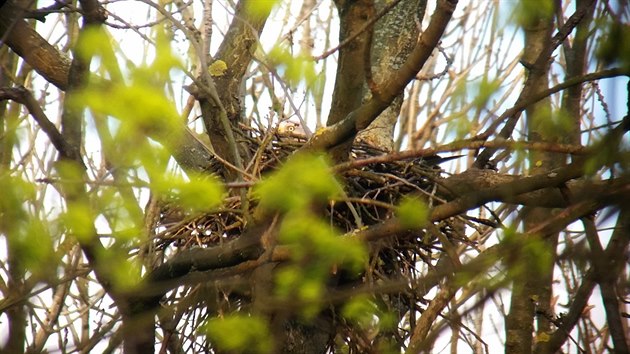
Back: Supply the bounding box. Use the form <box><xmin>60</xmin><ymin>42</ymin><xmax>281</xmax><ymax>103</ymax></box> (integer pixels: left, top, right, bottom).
<box><xmin>288</xmin><ymin>126</ymin><xmax>295</xmax><ymax>131</ymax></box>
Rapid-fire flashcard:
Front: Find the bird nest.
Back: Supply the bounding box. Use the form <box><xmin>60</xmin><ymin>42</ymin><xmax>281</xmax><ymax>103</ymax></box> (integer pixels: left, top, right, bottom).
<box><xmin>152</xmin><ymin>127</ymin><xmax>468</xmax><ymax>277</ymax></box>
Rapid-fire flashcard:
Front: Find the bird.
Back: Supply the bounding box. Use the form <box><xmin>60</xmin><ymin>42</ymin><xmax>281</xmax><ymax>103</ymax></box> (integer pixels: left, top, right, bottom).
<box><xmin>278</xmin><ymin>119</ymin><xmax>308</xmax><ymax>138</ymax></box>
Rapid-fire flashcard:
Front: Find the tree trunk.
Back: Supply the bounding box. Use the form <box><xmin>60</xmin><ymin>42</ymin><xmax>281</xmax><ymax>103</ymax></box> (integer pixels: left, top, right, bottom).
<box><xmin>356</xmin><ymin>0</ymin><xmax>426</xmax><ymax>151</ymax></box>
<box><xmin>505</xmin><ymin>5</ymin><xmax>556</xmax><ymax>353</ymax></box>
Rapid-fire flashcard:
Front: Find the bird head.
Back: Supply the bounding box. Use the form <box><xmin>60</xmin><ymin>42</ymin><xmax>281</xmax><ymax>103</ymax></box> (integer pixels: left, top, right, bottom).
<box><xmin>278</xmin><ymin>120</ymin><xmax>307</xmax><ymax>137</ymax></box>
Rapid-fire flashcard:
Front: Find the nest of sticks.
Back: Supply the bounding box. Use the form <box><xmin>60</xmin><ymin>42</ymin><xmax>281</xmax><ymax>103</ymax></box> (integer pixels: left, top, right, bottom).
<box><xmin>151</xmin><ymin>128</ymin><xmax>472</xmax><ymax>325</ymax></box>
<box><xmin>155</xmin><ymin>129</ymin><xmax>474</xmax><ymax>266</ymax></box>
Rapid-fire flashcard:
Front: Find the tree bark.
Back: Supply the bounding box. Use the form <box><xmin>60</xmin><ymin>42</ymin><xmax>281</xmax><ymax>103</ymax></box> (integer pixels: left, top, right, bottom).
<box><xmin>326</xmin><ymin>0</ymin><xmax>375</xmax><ymax>162</ymax></box>
<box><xmin>356</xmin><ymin>0</ymin><xmax>426</xmax><ymax>151</ymax></box>
<box><xmin>506</xmin><ymin>4</ymin><xmax>556</xmax><ymax>353</ymax></box>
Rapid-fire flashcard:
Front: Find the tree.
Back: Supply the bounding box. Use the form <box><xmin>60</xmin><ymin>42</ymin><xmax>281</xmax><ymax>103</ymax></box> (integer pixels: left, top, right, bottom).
<box><xmin>1</xmin><ymin>0</ymin><xmax>629</xmax><ymax>353</ymax></box>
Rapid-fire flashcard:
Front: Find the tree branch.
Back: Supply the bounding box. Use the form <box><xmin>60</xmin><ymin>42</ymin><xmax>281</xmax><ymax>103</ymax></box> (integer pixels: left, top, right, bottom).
<box><xmin>535</xmin><ymin>209</ymin><xmax>630</xmax><ymax>354</ymax></box>
<box><xmin>473</xmin><ymin>0</ymin><xmax>599</xmax><ymax>169</ymax></box>
<box><xmin>0</xmin><ymin>86</ymin><xmax>79</xmax><ymax>162</ymax></box>
<box><xmin>0</xmin><ymin>1</ymin><xmax>71</xmax><ymax>90</ymax></box>
<box><xmin>303</xmin><ymin>0</ymin><xmax>458</xmax><ymax>152</ymax></box>
<box><xmin>582</xmin><ymin>215</ymin><xmax>630</xmax><ymax>353</ymax></box>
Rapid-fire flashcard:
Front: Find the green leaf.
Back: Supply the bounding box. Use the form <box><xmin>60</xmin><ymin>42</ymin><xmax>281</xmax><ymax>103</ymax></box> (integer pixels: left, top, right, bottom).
<box><xmin>148</xmin><ymin>26</ymin><xmax>184</xmax><ymax>78</ymax></box>
<box><xmin>94</xmin><ymin>186</ymin><xmax>144</xmax><ymax>241</ymax></box>
<box><xmin>152</xmin><ymin>172</ymin><xmax>225</xmax><ymax>213</ymax></box>
<box><xmin>397</xmin><ymin>196</ymin><xmax>429</xmax><ymax>229</ymax></box>
<box><xmin>71</xmin><ymin>83</ymin><xmax>180</xmax><ymax>139</ymax></box>
<box><xmin>529</xmin><ymin>106</ymin><xmax>573</xmax><ymax>140</ymax></box>
<box><xmin>245</xmin><ymin>0</ymin><xmax>278</xmax><ymax>19</ymax></box>
<box><xmin>500</xmin><ymin>227</ymin><xmax>553</xmax><ymax>281</ymax></box>
<box><xmin>255</xmin><ymin>153</ymin><xmax>342</xmax><ymax>212</ymax></box>
<box><xmin>62</xmin><ymin>203</ymin><xmax>95</xmax><ymax>242</ymax></box>
<box><xmin>97</xmin><ymin>248</ymin><xmax>143</xmax><ymax>290</ymax></box>
<box><xmin>75</xmin><ymin>27</ymin><xmax>123</xmax><ymax>81</ymax></box>
<box><xmin>473</xmin><ymin>77</ymin><xmax>500</xmax><ymax>110</ymax></box>
<box><xmin>298</xmin><ymin>277</ymin><xmax>324</xmax><ymax>304</ymax></box>
<box><xmin>596</xmin><ymin>21</ymin><xmax>630</xmax><ymax>69</ymax></box>
<box><xmin>279</xmin><ymin>212</ymin><xmax>366</xmax><ymax>269</ymax></box>
<box><xmin>275</xmin><ymin>265</ymin><xmax>326</xmax><ymax>319</ymax></box>
<box><xmin>11</xmin><ymin>218</ymin><xmax>58</xmax><ymax>279</ymax></box>
<box><xmin>274</xmin><ymin>211</ymin><xmax>366</xmax><ymax>317</ymax></box>
<box><xmin>200</xmin><ymin>315</ymin><xmax>272</xmax><ymax>353</ymax></box>
<box><xmin>0</xmin><ymin>174</ymin><xmax>33</xmax><ymax>230</ymax></box>
<box><xmin>71</xmin><ymin>24</ymin><xmax>184</xmax><ymax>150</ymax></box>
<box><xmin>267</xmin><ymin>45</ymin><xmax>319</xmax><ymax>89</ymax></box>
<box><xmin>275</xmin><ymin>266</ymin><xmax>303</xmax><ymax>298</ymax></box>
<box><xmin>515</xmin><ymin>1</ymin><xmax>553</xmax><ymax>28</ymax></box>
<box><xmin>342</xmin><ymin>296</ymin><xmax>376</xmax><ymax>329</ymax></box>
<box><xmin>278</xmin><ymin>212</ymin><xmax>335</xmax><ymax>244</ymax></box>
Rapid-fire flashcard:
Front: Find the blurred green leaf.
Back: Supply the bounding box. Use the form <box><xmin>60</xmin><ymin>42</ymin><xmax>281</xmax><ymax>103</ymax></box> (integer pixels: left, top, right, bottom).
<box><xmin>275</xmin><ymin>211</ymin><xmax>366</xmax><ymax>317</ymax></box>
<box><xmin>279</xmin><ymin>212</ymin><xmax>366</xmax><ymax>269</ymax></box>
<box><xmin>529</xmin><ymin>106</ymin><xmax>573</xmax><ymax>140</ymax></box>
<box><xmin>267</xmin><ymin>45</ymin><xmax>319</xmax><ymax>89</ymax></box>
<box><xmin>597</xmin><ymin>21</ymin><xmax>630</xmax><ymax>69</ymax></box>
<box><xmin>397</xmin><ymin>196</ymin><xmax>429</xmax><ymax>229</ymax></box>
<box><xmin>342</xmin><ymin>296</ymin><xmax>376</xmax><ymax>329</ymax></box>
<box><xmin>97</xmin><ymin>247</ymin><xmax>143</xmax><ymax>290</ymax></box>
<box><xmin>473</xmin><ymin>77</ymin><xmax>500</xmax><ymax>110</ymax></box>
<box><xmin>0</xmin><ymin>174</ymin><xmax>33</xmax><ymax>230</ymax></box>
<box><xmin>94</xmin><ymin>187</ymin><xmax>143</xmax><ymax>242</ymax></box>
<box><xmin>255</xmin><ymin>153</ymin><xmax>342</xmax><ymax>212</ymax></box>
<box><xmin>152</xmin><ymin>172</ymin><xmax>225</xmax><ymax>213</ymax></box>
<box><xmin>200</xmin><ymin>314</ymin><xmax>273</xmax><ymax>353</ymax></box>
<box><xmin>71</xmin><ymin>83</ymin><xmax>180</xmax><ymax>140</ymax></box>
<box><xmin>245</xmin><ymin>0</ymin><xmax>278</xmax><ymax>19</ymax></box>
<box><xmin>17</xmin><ymin>218</ymin><xmax>58</xmax><ymax>277</ymax></box>
<box><xmin>62</xmin><ymin>203</ymin><xmax>95</xmax><ymax>242</ymax></box>
<box><xmin>275</xmin><ymin>265</ymin><xmax>326</xmax><ymax>319</ymax></box>
<box><xmin>75</xmin><ymin>27</ymin><xmax>123</xmax><ymax>80</ymax></box>
<box><xmin>71</xmin><ymin>23</ymin><xmax>183</xmax><ymax>153</ymax></box>
<box><xmin>515</xmin><ymin>0</ymin><xmax>553</xmax><ymax>28</ymax></box>
<box><xmin>275</xmin><ymin>266</ymin><xmax>302</xmax><ymax>298</ymax></box>
<box><xmin>298</xmin><ymin>277</ymin><xmax>324</xmax><ymax>306</ymax></box>
<box><xmin>501</xmin><ymin>227</ymin><xmax>553</xmax><ymax>281</ymax></box>
<box><xmin>521</xmin><ymin>236</ymin><xmax>553</xmax><ymax>275</ymax></box>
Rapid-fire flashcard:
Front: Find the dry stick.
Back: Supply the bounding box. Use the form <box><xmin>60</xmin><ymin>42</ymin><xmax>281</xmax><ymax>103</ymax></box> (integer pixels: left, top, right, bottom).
<box><xmin>472</xmin><ymin>67</ymin><xmax>629</xmax><ymax>169</ymax></box>
<box><xmin>29</xmin><ymin>260</ymin><xmax>75</xmax><ymax>352</ymax></box>
<box><xmin>535</xmin><ymin>210</ymin><xmax>630</xmax><ymax>354</ymax></box>
<box><xmin>334</xmin><ymin>139</ymin><xmax>587</xmax><ymax>173</ymax></box>
<box><xmin>407</xmin><ymin>224</ymin><xmax>462</xmax><ymax>353</ymax></box>
<box><xmin>355</xmin><ymin>158</ymin><xmax>591</xmax><ymax>244</ymax></box>
<box><xmin>0</xmin><ymin>86</ymin><xmax>77</xmax><ymax>162</ymax></box>
<box><xmin>407</xmin><ymin>284</ymin><xmax>457</xmax><ymax>353</ymax></box>
<box><xmin>581</xmin><ymin>216</ymin><xmax>630</xmax><ymax>354</ymax></box>
<box><xmin>473</xmin><ymin>0</ymin><xmax>598</xmax><ymax>169</ymax></box>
